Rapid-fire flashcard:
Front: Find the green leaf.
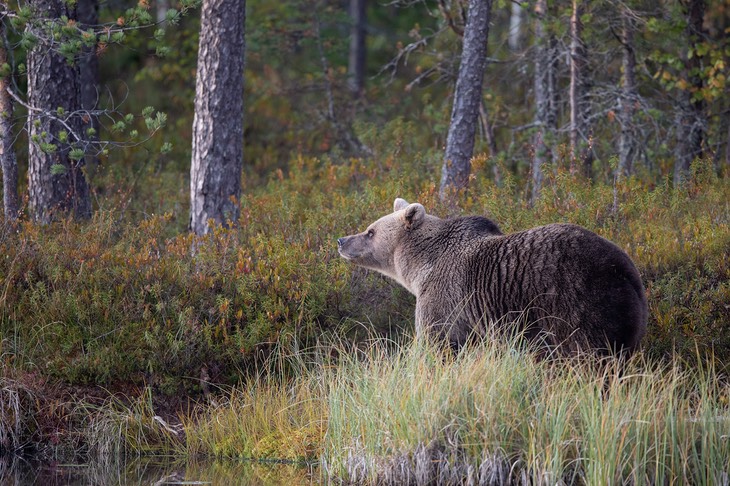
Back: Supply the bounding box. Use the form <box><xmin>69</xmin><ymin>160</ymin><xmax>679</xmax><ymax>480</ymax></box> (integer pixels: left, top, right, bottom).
<box><xmin>155</xmin><ymin>46</ymin><xmax>171</xmax><ymax>58</ymax></box>
<box><xmin>69</xmin><ymin>148</ymin><xmax>85</xmax><ymax>161</ymax></box>
<box><xmin>137</xmin><ymin>10</ymin><xmax>152</xmax><ymax>24</ymax></box>
<box><xmin>58</xmin><ymin>130</ymin><xmax>68</xmax><ymax>143</ymax></box>
<box><xmin>145</xmin><ymin>111</ymin><xmax>168</xmax><ymax>131</ymax></box>
<box><xmin>145</xmin><ymin>112</ymin><xmax>167</xmax><ymax>131</ymax></box>
<box><xmin>41</xmin><ymin>143</ymin><xmax>58</xmax><ymax>154</ymax></box>
<box><xmin>142</xmin><ymin>106</ymin><xmax>155</xmax><ymax>118</ymax></box>
<box><xmin>165</xmin><ymin>8</ymin><xmax>180</xmax><ymax>24</ymax></box>
<box><xmin>20</xmin><ymin>32</ymin><xmax>38</xmax><ymax>51</ymax></box>
<box><xmin>50</xmin><ymin>163</ymin><xmax>67</xmax><ymax>175</ymax></box>
<box><xmin>160</xmin><ymin>142</ymin><xmax>173</xmax><ymax>154</ymax></box>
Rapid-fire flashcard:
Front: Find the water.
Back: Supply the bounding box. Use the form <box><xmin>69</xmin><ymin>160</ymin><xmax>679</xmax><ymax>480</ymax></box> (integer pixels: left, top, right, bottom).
<box><xmin>0</xmin><ymin>455</ymin><xmax>320</xmax><ymax>485</ymax></box>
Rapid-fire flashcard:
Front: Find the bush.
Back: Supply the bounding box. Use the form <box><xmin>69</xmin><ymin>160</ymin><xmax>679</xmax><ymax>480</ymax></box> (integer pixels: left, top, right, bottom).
<box><xmin>1</xmin><ymin>150</ymin><xmax>728</xmax><ymax>397</ymax></box>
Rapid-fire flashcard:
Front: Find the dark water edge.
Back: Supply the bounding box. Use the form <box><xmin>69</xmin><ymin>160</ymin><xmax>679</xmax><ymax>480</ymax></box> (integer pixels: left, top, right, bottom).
<box><xmin>0</xmin><ymin>455</ymin><xmax>321</xmax><ymax>485</ymax></box>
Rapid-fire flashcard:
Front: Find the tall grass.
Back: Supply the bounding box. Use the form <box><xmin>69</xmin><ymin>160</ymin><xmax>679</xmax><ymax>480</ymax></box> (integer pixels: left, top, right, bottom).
<box><xmin>108</xmin><ymin>335</ymin><xmax>729</xmax><ymax>484</ymax></box>
<box><xmin>6</xmin><ymin>335</ymin><xmax>729</xmax><ymax>484</ymax></box>
<box><xmin>181</xmin><ymin>373</ymin><xmax>327</xmax><ymax>462</ymax></box>
<box><xmin>321</xmin><ymin>338</ymin><xmax>730</xmax><ymax>485</ymax></box>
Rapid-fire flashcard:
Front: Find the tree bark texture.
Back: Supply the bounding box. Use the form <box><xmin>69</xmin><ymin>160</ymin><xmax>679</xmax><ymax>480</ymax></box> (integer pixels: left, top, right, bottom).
<box><xmin>617</xmin><ymin>4</ymin><xmax>638</xmax><ymax>179</ymax></box>
<box><xmin>156</xmin><ymin>0</ymin><xmax>169</xmax><ymax>24</ymax></box>
<box><xmin>531</xmin><ymin>0</ymin><xmax>555</xmax><ymax>203</ymax></box>
<box><xmin>508</xmin><ymin>0</ymin><xmax>523</xmax><ymax>51</ymax></box>
<box><xmin>569</xmin><ymin>0</ymin><xmax>592</xmax><ymax>176</ymax></box>
<box><xmin>190</xmin><ymin>0</ymin><xmax>246</xmax><ymax>235</ymax></box>
<box><xmin>0</xmin><ymin>20</ymin><xmax>18</xmax><ymax>221</ymax></box>
<box><xmin>27</xmin><ymin>0</ymin><xmax>91</xmax><ymax>223</ymax></box>
<box><xmin>439</xmin><ymin>0</ymin><xmax>493</xmax><ymax>202</ymax></box>
<box><xmin>348</xmin><ymin>0</ymin><xmax>367</xmax><ymax>98</ymax></box>
<box><xmin>674</xmin><ymin>0</ymin><xmax>706</xmax><ymax>185</ymax></box>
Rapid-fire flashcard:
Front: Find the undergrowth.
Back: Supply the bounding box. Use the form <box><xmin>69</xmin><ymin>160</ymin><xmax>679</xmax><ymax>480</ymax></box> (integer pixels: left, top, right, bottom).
<box><xmin>56</xmin><ymin>337</ymin><xmax>730</xmax><ymax>484</ymax></box>
<box><xmin>0</xmin><ymin>145</ymin><xmax>728</xmax><ymax>463</ymax></box>
<box><xmin>322</xmin><ymin>337</ymin><xmax>730</xmax><ymax>485</ymax></box>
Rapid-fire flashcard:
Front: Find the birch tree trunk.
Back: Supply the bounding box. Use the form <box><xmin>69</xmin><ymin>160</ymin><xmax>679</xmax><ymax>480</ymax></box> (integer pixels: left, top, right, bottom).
<box><xmin>348</xmin><ymin>0</ymin><xmax>367</xmax><ymax>98</ymax></box>
<box><xmin>0</xmin><ymin>20</ymin><xmax>18</xmax><ymax>221</ymax></box>
<box><xmin>531</xmin><ymin>0</ymin><xmax>554</xmax><ymax>203</ymax></box>
<box><xmin>156</xmin><ymin>0</ymin><xmax>169</xmax><ymax>24</ymax></box>
<box><xmin>674</xmin><ymin>0</ymin><xmax>706</xmax><ymax>185</ymax></box>
<box><xmin>508</xmin><ymin>0</ymin><xmax>523</xmax><ymax>51</ymax></box>
<box><xmin>617</xmin><ymin>4</ymin><xmax>637</xmax><ymax>179</ymax></box>
<box><xmin>569</xmin><ymin>0</ymin><xmax>592</xmax><ymax>176</ymax></box>
<box><xmin>439</xmin><ymin>0</ymin><xmax>493</xmax><ymax>202</ymax></box>
<box><xmin>190</xmin><ymin>0</ymin><xmax>246</xmax><ymax>235</ymax></box>
<box><xmin>27</xmin><ymin>0</ymin><xmax>91</xmax><ymax>223</ymax></box>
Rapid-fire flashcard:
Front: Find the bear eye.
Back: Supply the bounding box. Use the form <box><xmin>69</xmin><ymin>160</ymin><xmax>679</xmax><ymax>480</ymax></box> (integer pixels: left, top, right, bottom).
<box><xmin>366</xmin><ymin>229</ymin><xmax>374</xmax><ymax>238</ymax></box>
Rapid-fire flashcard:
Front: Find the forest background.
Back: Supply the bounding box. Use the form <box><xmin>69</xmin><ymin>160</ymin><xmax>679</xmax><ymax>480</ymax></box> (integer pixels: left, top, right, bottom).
<box><xmin>0</xmin><ymin>0</ymin><xmax>729</xmax><ymax>459</ymax></box>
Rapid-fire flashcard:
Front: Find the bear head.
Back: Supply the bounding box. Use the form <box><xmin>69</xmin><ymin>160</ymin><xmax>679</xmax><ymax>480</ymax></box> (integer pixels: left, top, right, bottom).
<box><xmin>337</xmin><ymin>198</ymin><xmax>426</xmax><ymax>286</ymax></box>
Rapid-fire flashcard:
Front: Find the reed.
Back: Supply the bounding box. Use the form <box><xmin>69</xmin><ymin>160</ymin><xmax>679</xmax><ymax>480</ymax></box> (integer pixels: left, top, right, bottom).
<box><xmin>322</xmin><ymin>338</ymin><xmax>730</xmax><ymax>484</ymax></box>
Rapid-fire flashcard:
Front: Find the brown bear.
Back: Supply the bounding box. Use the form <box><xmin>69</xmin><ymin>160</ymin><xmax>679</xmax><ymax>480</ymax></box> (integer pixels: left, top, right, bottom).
<box><xmin>338</xmin><ymin>198</ymin><xmax>648</xmax><ymax>356</ymax></box>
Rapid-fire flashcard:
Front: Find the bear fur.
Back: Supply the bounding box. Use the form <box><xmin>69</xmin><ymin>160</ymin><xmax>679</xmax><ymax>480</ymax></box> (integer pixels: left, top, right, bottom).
<box><xmin>338</xmin><ymin>198</ymin><xmax>648</xmax><ymax>356</ymax></box>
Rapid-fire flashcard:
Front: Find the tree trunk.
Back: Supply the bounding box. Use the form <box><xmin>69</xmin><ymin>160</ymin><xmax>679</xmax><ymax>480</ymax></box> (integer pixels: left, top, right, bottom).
<box><xmin>726</xmin><ymin>116</ymin><xmax>730</xmax><ymax>174</ymax></box>
<box><xmin>156</xmin><ymin>0</ymin><xmax>169</xmax><ymax>23</ymax></box>
<box><xmin>190</xmin><ymin>0</ymin><xmax>246</xmax><ymax>235</ymax></box>
<box><xmin>348</xmin><ymin>0</ymin><xmax>367</xmax><ymax>98</ymax></box>
<box><xmin>508</xmin><ymin>0</ymin><xmax>523</xmax><ymax>51</ymax></box>
<box><xmin>0</xmin><ymin>20</ymin><xmax>18</xmax><ymax>221</ymax></box>
<box><xmin>569</xmin><ymin>0</ymin><xmax>592</xmax><ymax>176</ymax></box>
<box><xmin>531</xmin><ymin>0</ymin><xmax>554</xmax><ymax>203</ymax></box>
<box><xmin>674</xmin><ymin>0</ymin><xmax>706</xmax><ymax>185</ymax></box>
<box><xmin>439</xmin><ymin>0</ymin><xmax>493</xmax><ymax>202</ymax></box>
<box><xmin>617</xmin><ymin>4</ymin><xmax>638</xmax><ymax>179</ymax></box>
<box><xmin>27</xmin><ymin>0</ymin><xmax>91</xmax><ymax>223</ymax></box>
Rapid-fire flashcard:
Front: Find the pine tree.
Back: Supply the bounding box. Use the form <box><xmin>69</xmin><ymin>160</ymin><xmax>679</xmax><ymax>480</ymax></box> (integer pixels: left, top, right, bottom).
<box><xmin>27</xmin><ymin>0</ymin><xmax>91</xmax><ymax>223</ymax></box>
<box><xmin>190</xmin><ymin>0</ymin><xmax>246</xmax><ymax>235</ymax></box>
<box><xmin>439</xmin><ymin>0</ymin><xmax>493</xmax><ymax>202</ymax></box>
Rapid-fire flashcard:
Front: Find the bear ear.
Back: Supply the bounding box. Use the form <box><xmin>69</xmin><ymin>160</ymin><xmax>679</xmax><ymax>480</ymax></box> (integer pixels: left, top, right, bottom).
<box><xmin>393</xmin><ymin>198</ymin><xmax>410</xmax><ymax>212</ymax></box>
<box><xmin>403</xmin><ymin>203</ymin><xmax>425</xmax><ymax>230</ymax></box>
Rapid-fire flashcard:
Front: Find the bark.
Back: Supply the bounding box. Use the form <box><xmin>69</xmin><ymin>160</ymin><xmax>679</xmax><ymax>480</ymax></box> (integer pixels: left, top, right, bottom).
<box><xmin>508</xmin><ymin>0</ymin><xmax>523</xmax><ymax>51</ymax></box>
<box><xmin>569</xmin><ymin>0</ymin><xmax>592</xmax><ymax>176</ymax></box>
<box><xmin>27</xmin><ymin>0</ymin><xmax>91</xmax><ymax>223</ymax></box>
<box><xmin>617</xmin><ymin>4</ymin><xmax>638</xmax><ymax>179</ymax></box>
<box><xmin>156</xmin><ymin>0</ymin><xmax>169</xmax><ymax>24</ymax></box>
<box><xmin>674</xmin><ymin>0</ymin><xmax>706</xmax><ymax>185</ymax></box>
<box><xmin>439</xmin><ymin>0</ymin><xmax>493</xmax><ymax>202</ymax></box>
<box><xmin>479</xmin><ymin>99</ymin><xmax>500</xmax><ymax>184</ymax></box>
<box><xmin>347</xmin><ymin>0</ymin><xmax>367</xmax><ymax>98</ymax></box>
<box><xmin>531</xmin><ymin>0</ymin><xmax>555</xmax><ymax>203</ymax></box>
<box><xmin>190</xmin><ymin>0</ymin><xmax>246</xmax><ymax>235</ymax></box>
<box><xmin>0</xmin><ymin>20</ymin><xmax>18</xmax><ymax>221</ymax></box>
<box><xmin>726</xmin><ymin>116</ymin><xmax>730</xmax><ymax>173</ymax></box>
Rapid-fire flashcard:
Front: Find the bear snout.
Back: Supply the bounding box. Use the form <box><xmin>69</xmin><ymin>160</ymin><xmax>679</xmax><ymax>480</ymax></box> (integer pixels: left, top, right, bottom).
<box><xmin>337</xmin><ymin>236</ymin><xmax>353</xmax><ymax>260</ymax></box>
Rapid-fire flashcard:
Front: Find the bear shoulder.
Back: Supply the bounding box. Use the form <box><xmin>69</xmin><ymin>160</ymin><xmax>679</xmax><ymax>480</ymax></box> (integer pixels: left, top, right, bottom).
<box><xmin>449</xmin><ymin>216</ymin><xmax>503</xmax><ymax>237</ymax></box>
